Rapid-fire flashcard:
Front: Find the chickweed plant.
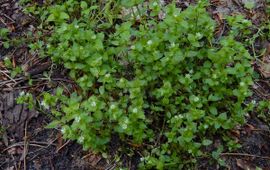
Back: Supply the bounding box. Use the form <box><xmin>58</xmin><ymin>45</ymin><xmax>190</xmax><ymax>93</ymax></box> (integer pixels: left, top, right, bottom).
<box><xmin>19</xmin><ymin>0</ymin><xmax>254</xmax><ymax>168</ymax></box>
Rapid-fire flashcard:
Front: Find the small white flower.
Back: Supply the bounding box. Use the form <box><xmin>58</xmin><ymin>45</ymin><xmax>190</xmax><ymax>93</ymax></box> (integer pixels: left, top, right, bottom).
<box><xmin>75</xmin><ymin>116</ymin><xmax>81</xmax><ymax>123</ymax></box>
<box><xmin>41</xmin><ymin>100</ymin><xmax>49</xmax><ymax>109</ymax></box>
<box><xmin>194</xmin><ymin>97</ymin><xmax>199</xmax><ymax>102</ymax></box>
<box><xmin>189</xmin><ymin>69</ymin><xmax>194</xmax><ymax>74</ymax></box>
<box><xmin>61</xmin><ymin>127</ymin><xmax>66</xmax><ymax>134</ymax></box>
<box><xmin>24</xmin><ymin>92</ymin><xmax>31</xmax><ymax>97</ymax></box>
<box><xmin>19</xmin><ymin>91</ymin><xmax>25</xmax><ymax>96</ymax></box>
<box><xmin>130</xmin><ymin>45</ymin><xmax>135</xmax><ymax>50</ymax></box>
<box><xmin>147</xmin><ymin>40</ymin><xmax>153</xmax><ymax>45</ymax></box>
<box><xmin>91</xmin><ymin>35</ymin><xmax>96</xmax><ymax>39</ymax></box>
<box><xmin>251</xmin><ymin>100</ymin><xmax>256</xmax><ymax>104</ymax></box>
<box><xmin>91</xmin><ymin>101</ymin><xmax>97</xmax><ymax>107</ymax></box>
<box><xmin>78</xmin><ymin>136</ymin><xmax>84</xmax><ymax>143</ymax></box>
<box><xmin>120</xmin><ymin>78</ymin><xmax>125</xmax><ymax>83</ymax></box>
<box><xmin>110</xmin><ymin>104</ymin><xmax>116</xmax><ymax>110</ymax></box>
<box><xmin>175</xmin><ymin>115</ymin><xmax>183</xmax><ymax>120</ymax></box>
<box><xmin>121</xmin><ymin>118</ymin><xmax>129</xmax><ymax>129</ymax></box>
<box><xmin>75</xmin><ymin>25</ymin><xmax>79</xmax><ymax>29</ymax></box>
<box><xmin>132</xmin><ymin>108</ymin><xmax>138</xmax><ymax>113</ymax></box>
<box><xmin>121</xmin><ymin>123</ymin><xmax>127</xmax><ymax>129</ymax></box>
<box><xmin>204</xmin><ymin>124</ymin><xmax>209</xmax><ymax>129</ymax></box>
<box><xmin>47</xmin><ymin>44</ymin><xmax>51</xmax><ymax>48</ymax></box>
<box><xmin>105</xmin><ymin>73</ymin><xmax>110</xmax><ymax>78</ymax></box>
<box><xmin>185</xmin><ymin>74</ymin><xmax>191</xmax><ymax>78</ymax></box>
<box><xmin>240</xmin><ymin>82</ymin><xmax>245</xmax><ymax>87</ymax></box>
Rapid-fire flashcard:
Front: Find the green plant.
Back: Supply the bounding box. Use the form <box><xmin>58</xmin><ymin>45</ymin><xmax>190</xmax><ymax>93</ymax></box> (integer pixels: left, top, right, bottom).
<box><xmin>253</xmin><ymin>100</ymin><xmax>270</xmax><ymax>123</ymax></box>
<box><xmin>244</xmin><ymin>0</ymin><xmax>255</xmax><ymax>10</ymax></box>
<box><xmin>0</xmin><ymin>28</ymin><xmax>10</xmax><ymax>48</ymax></box>
<box><xmin>3</xmin><ymin>57</ymin><xmax>23</xmax><ymax>78</ymax></box>
<box><xmin>20</xmin><ymin>0</ymin><xmax>254</xmax><ymax>168</ymax></box>
<box><xmin>226</xmin><ymin>15</ymin><xmax>252</xmax><ymax>38</ymax></box>
<box><xmin>16</xmin><ymin>91</ymin><xmax>36</xmax><ymax>109</ymax></box>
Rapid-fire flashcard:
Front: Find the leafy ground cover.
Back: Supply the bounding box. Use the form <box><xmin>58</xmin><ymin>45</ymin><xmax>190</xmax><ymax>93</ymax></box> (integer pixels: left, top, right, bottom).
<box><xmin>1</xmin><ymin>0</ymin><xmax>270</xmax><ymax>169</ymax></box>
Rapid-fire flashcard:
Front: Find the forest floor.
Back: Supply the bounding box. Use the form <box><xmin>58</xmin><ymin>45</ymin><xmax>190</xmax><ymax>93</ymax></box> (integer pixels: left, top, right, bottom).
<box><xmin>1</xmin><ymin>0</ymin><xmax>270</xmax><ymax>169</ymax></box>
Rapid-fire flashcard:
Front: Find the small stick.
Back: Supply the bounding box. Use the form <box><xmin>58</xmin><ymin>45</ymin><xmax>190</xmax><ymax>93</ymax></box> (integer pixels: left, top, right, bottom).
<box><xmin>55</xmin><ymin>140</ymin><xmax>70</xmax><ymax>153</ymax></box>
<box><xmin>0</xmin><ymin>12</ymin><xmax>15</xmax><ymax>23</ymax></box>
<box><xmin>23</xmin><ymin>121</ymin><xmax>28</xmax><ymax>170</ymax></box>
<box><xmin>0</xmin><ymin>70</ymin><xmax>17</xmax><ymax>83</ymax></box>
<box><xmin>221</xmin><ymin>152</ymin><xmax>270</xmax><ymax>160</ymax></box>
<box><xmin>2</xmin><ymin>141</ymin><xmax>56</xmax><ymax>153</ymax></box>
<box><xmin>0</xmin><ymin>17</ymin><xmax>7</xmax><ymax>26</ymax></box>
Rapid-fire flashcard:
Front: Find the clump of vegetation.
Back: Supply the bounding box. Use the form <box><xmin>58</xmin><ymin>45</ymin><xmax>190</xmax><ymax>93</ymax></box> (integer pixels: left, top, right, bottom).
<box><xmin>19</xmin><ymin>0</ymin><xmax>254</xmax><ymax>168</ymax></box>
<box><xmin>0</xmin><ymin>28</ymin><xmax>10</xmax><ymax>49</ymax></box>
<box><xmin>254</xmin><ymin>100</ymin><xmax>270</xmax><ymax>123</ymax></box>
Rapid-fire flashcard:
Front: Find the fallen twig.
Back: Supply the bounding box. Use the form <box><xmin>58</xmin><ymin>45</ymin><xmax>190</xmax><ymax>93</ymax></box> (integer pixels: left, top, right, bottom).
<box><xmin>0</xmin><ymin>69</ymin><xmax>17</xmax><ymax>83</ymax></box>
<box><xmin>0</xmin><ymin>12</ymin><xmax>15</xmax><ymax>23</ymax></box>
<box><xmin>221</xmin><ymin>152</ymin><xmax>270</xmax><ymax>160</ymax></box>
<box><xmin>23</xmin><ymin>121</ymin><xmax>28</xmax><ymax>170</ymax></box>
<box><xmin>2</xmin><ymin>141</ymin><xmax>56</xmax><ymax>153</ymax></box>
<box><xmin>56</xmin><ymin>140</ymin><xmax>70</xmax><ymax>153</ymax></box>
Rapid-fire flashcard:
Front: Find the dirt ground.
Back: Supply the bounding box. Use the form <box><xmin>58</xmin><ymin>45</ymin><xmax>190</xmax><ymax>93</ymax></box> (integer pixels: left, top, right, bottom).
<box><xmin>1</xmin><ymin>0</ymin><xmax>270</xmax><ymax>169</ymax></box>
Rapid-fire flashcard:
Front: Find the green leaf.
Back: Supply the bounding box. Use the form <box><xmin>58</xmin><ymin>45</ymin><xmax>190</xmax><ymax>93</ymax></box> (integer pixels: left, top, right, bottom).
<box><xmin>209</xmin><ymin>106</ymin><xmax>218</xmax><ymax>115</ymax></box>
<box><xmin>202</xmin><ymin>139</ymin><xmax>212</xmax><ymax>146</ymax></box>
<box><xmin>218</xmin><ymin>112</ymin><xmax>227</xmax><ymax>121</ymax></box>
<box><xmin>46</xmin><ymin>120</ymin><xmax>60</xmax><ymax>128</ymax></box>
<box><xmin>244</xmin><ymin>1</ymin><xmax>255</xmax><ymax>9</ymax></box>
<box><xmin>3</xmin><ymin>42</ymin><xmax>9</xmax><ymax>49</ymax></box>
<box><xmin>46</xmin><ymin>14</ymin><xmax>55</xmax><ymax>22</ymax></box>
<box><xmin>59</xmin><ymin>12</ymin><xmax>70</xmax><ymax>20</ymax></box>
<box><xmin>80</xmin><ymin>1</ymin><xmax>88</xmax><ymax>9</ymax></box>
<box><xmin>208</xmin><ymin>94</ymin><xmax>221</xmax><ymax>101</ymax></box>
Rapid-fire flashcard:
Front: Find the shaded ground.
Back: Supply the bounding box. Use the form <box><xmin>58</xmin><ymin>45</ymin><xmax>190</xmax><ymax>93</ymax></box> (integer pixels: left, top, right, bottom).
<box><xmin>1</xmin><ymin>0</ymin><xmax>270</xmax><ymax>169</ymax></box>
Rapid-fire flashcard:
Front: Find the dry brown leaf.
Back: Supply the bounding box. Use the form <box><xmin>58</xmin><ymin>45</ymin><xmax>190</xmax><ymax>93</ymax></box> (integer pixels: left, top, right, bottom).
<box><xmin>0</xmin><ymin>61</ymin><xmax>5</xmax><ymax>68</ymax></box>
<box><xmin>243</xmin><ymin>124</ymin><xmax>255</xmax><ymax>135</ymax></box>
<box><xmin>231</xmin><ymin>129</ymin><xmax>241</xmax><ymax>138</ymax></box>
<box><xmin>82</xmin><ymin>151</ymin><xmax>102</xmax><ymax>167</ymax></box>
<box><xmin>236</xmin><ymin>159</ymin><xmax>256</xmax><ymax>170</ymax></box>
<box><xmin>7</xmin><ymin>146</ymin><xmax>23</xmax><ymax>155</ymax></box>
<box><xmin>258</xmin><ymin>62</ymin><xmax>270</xmax><ymax>78</ymax></box>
